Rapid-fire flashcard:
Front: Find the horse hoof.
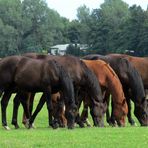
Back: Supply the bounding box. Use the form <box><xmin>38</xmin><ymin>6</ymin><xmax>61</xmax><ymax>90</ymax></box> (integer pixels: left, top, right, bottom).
<box><xmin>87</xmin><ymin>124</ymin><xmax>91</xmax><ymax>127</ymax></box>
<box><xmin>24</xmin><ymin>123</ymin><xmax>30</xmax><ymax>129</ymax></box>
<box><xmin>3</xmin><ymin>126</ymin><xmax>11</xmax><ymax>130</ymax></box>
<box><xmin>28</xmin><ymin>123</ymin><xmax>36</xmax><ymax>129</ymax></box>
<box><xmin>68</xmin><ymin>126</ymin><xmax>74</xmax><ymax>130</ymax></box>
<box><xmin>79</xmin><ymin>124</ymin><xmax>85</xmax><ymax>128</ymax></box>
<box><xmin>59</xmin><ymin>124</ymin><xmax>66</xmax><ymax>128</ymax></box>
<box><xmin>31</xmin><ymin>123</ymin><xmax>36</xmax><ymax>129</ymax></box>
<box><xmin>15</xmin><ymin>125</ymin><xmax>20</xmax><ymax>129</ymax></box>
<box><xmin>52</xmin><ymin>124</ymin><xmax>59</xmax><ymax>129</ymax></box>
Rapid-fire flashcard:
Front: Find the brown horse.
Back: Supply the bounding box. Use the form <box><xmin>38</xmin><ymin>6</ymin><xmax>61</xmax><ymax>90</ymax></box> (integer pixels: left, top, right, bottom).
<box><xmin>51</xmin><ymin>92</ymin><xmax>67</xmax><ymax>127</ymax></box>
<box><xmin>0</xmin><ymin>55</ymin><xmax>77</xmax><ymax>129</ymax></box>
<box><xmin>20</xmin><ymin>92</ymin><xmax>67</xmax><ymax>128</ymax></box>
<box><xmin>83</xmin><ymin>54</ymin><xmax>148</xmax><ymax>126</ymax></box>
<box><xmin>81</xmin><ymin>60</ymin><xmax>128</xmax><ymax>126</ymax></box>
<box><xmin>107</xmin><ymin>54</ymin><xmax>148</xmax><ymax>125</ymax></box>
<box><xmin>12</xmin><ymin>53</ymin><xmax>105</xmax><ymax>128</ymax></box>
<box><xmin>12</xmin><ymin>91</ymin><xmax>67</xmax><ymax>129</ymax></box>
<box><xmin>107</xmin><ymin>54</ymin><xmax>148</xmax><ymax>89</ymax></box>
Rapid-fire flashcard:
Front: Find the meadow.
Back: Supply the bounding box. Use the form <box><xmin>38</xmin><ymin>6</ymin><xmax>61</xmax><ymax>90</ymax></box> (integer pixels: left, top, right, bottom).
<box><xmin>0</xmin><ymin>93</ymin><xmax>147</xmax><ymax>148</ymax></box>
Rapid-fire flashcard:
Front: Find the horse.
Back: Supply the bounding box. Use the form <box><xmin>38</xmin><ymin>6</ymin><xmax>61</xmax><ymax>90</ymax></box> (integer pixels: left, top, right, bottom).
<box><xmin>20</xmin><ymin>92</ymin><xmax>67</xmax><ymax>128</ymax></box>
<box><xmin>0</xmin><ymin>55</ymin><xmax>77</xmax><ymax>129</ymax></box>
<box><xmin>12</xmin><ymin>53</ymin><xmax>105</xmax><ymax>128</ymax></box>
<box><xmin>107</xmin><ymin>53</ymin><xmax>148</xmax><ymax>126</ymax></box>
<box><xmin>80</xmin><ymin>60</ymin><xmax>128</xmax><ymax>126</ymax></box>
<box><xmin>83</xmin><ymin>54</ymin><xmax>148</xmax><ymax>126</ymax></box>
<box><xmin>51</xmin><ymin>92</ymin><xmax>67</xmax><ymax>127</ymax></box>
<box><xmin>107</xmin><ymin>54</ymin><xmax>148</xmax><ymax>89</ymax></box>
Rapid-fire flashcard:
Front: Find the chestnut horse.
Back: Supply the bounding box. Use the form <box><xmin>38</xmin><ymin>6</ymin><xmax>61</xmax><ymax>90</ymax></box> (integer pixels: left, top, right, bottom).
<box><xmin>0</xmin><ymin>56</ymin><xmax>77</xmax><ymax>129</ymax></box>
<box><xmin>81</xmin><ymin>60</ymin><xmax>128</xmax><ymax>126</ymax></box>
<box><xmin>83</xmin><ymin>54</ymin><xmax>147</xmax><ymax>126</ymax></box>
<box><xmin>12</xmin><ymin>53</ymin><xmax>105</xmax><ymax>128</ymax></box>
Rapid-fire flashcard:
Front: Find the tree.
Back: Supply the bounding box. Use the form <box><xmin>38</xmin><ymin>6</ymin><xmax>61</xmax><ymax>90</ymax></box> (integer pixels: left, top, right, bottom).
<box><xmin>87</xmin><ymin>0</ymin><xmax>129</xmax><ymax>54</ymax></box>
<box><xmin>66</xmin><ymin>44</ymin><xmax>80</xmax><ymax>56</ymax></box>
<box><xmin>0</xmin><ymin>0</ymin><xmax>22</xmax><ymax>56</ymax></box>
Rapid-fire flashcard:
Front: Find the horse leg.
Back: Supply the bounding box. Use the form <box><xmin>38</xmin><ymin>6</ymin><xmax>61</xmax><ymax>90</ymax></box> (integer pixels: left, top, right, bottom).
<box><xmin>29</xmin><ymin>93</ymin><xmax>46</xmax><ymax>128</ymax></box>
<box><xmin>104</xmin><ymin>91</ymin><xmax>111</xmax><ymax>124</ymax></box>
<box><xmin>1</xmin><ymin>91</ymin><xmax>12</xmax><ymax>130</ymax></box>
<box><xmin>45</xmin><ymin>92</ymin><xmax>55</xmax><ymax>128</ymax></box>
<box><xmin>75</xmin><ymin>94</ymin><xmax>85</xmax><ymax>128</ymax></box>
<box><xmin>127</xmin><ymin>98</ymin><xmax>135</xmax><ymax>125</ymax></box>
<box><xmin>80</xmin><ymin>96</ymin><xmax>91</xmax><ymax>127</ymax></box>
<box><xmin>22</xmin><ymin>93</ymin><xmax>35</xmax><ymax>126</ymax></box>
<box><xmin>11</xmin><ymin>93</ymin><xmax>21</xmax><ymax>129</ymax></box>
<box><xmin>18</xmin><ymin>92</ymin><xmax>31</xmax><ymax>128</ymax></box>
<box><xmin>110</xmin><ymin>99</ymin><xmax>117</xmax><ymax>126</ymax></box>
<box><xmin>80</xmin><ymin>105</ymin><xmax>91</xmax><ymax>127</ymax></box>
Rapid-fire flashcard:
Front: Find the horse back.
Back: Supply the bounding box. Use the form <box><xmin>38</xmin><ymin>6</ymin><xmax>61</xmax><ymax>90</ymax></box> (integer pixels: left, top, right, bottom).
<box><xmin>107</xmin><ymin>54</ymin><xmax>148</xmax><ymax>87</ymax></box>
<box><xmin>14</xmin><ymin>57</ymin><xmax>59</xmax><ymax>91</ymax></box>
<box><xmin>0</xmin><ymin>55</ymin><xmax>22</xmax><ymax>89</ymax></box>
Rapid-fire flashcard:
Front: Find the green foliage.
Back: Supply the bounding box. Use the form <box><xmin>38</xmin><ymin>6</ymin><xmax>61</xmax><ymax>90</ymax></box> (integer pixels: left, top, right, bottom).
<box><xmin>0</xmin><ymin>0</ymin><xmax>70</xmax><ymax>57</ymax></box>
<box><xmin>0</xmin><ymin>0</ymin><xmax>148</xmax><ymax>57</ymax></box>
<box><xmin>66</xmin><ymin>44</ymin><xmax>80</xmax><ymax>56</ymax></box>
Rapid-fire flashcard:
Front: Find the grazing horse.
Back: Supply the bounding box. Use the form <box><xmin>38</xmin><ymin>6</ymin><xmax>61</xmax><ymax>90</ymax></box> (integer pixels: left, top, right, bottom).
<box><xmin>0</xmin><ymin>56</ymin><xmax>77</xmax><ymax>129</ymax></box>
<box><xmin>12</xmin><ymin>53</ymin><xmax>105</xmax><ymax>127</ymax></box>
<box><xmin>81</xmin><ymin>60</ymin><xmax>128</xmax><ymax>126</ymax></box>
<box><xmin>51</xmin><ymin>92</ymin><xmax>67</xmax><ymax>127</ymax></box>
<box><xmin>19</xmin><ymin>92</ymin><xmax>67</xmax><ymax>128</ymax></box>
<box><xmin>83</xmin><ymin>54</ymin><xmax>148</xmax><ymax>126</ymax></box>
<box><xmin>107</xmin><ymin>54</ymin><xmax>148</xmax><ymax>125</ymax></box>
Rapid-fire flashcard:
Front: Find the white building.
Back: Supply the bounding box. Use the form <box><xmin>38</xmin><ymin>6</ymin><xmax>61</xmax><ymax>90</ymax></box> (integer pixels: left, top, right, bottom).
<box><xmin>49</xmin><ymin>44</ymin><xmax>88</xmax><ymax>55</ymax></box>
<box><xmin>49</xmin><ymin>44</ymin><xmax>69</xmax><ymax>55</ymax></box>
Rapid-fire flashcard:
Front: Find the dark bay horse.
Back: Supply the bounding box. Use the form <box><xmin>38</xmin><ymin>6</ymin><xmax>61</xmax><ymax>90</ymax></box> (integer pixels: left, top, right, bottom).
<box><xmin>0</xmin><ymin>55</ymin><xmax>77</xmax><ymax>129</ymax></box>
<box><xmin>83</xmin><ymin>54</ymin><xmax>148</xmax><ymax>126</ymax></box>
<box><xmin>81</xmin><ymin>60</ymin><xmax>128</xmax><ymax>126</ymax></box>
<box><xmin>107</xmin><ymin>54</ymin><xmax>148</xmax><ymax>125</ymax></box>
<box><xmin>12</xmin><ymin>53</ymin><xmax>105</xmax><ymax>127</ymax></box>
<box><xmin>107</xmin><ymin>54</ymin><xmax>148</xmax><ymax>89</ymax></box>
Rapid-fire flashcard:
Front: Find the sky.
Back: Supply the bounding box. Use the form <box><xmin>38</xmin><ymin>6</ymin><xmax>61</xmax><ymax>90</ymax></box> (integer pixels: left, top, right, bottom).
<box><xmin>46</xmin><ymin>0</ymin><xmax>148</xmax><ymax>20</ymax></box>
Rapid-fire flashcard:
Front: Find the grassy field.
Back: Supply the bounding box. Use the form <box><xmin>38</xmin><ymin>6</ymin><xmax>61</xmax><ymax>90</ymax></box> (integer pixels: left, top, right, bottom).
<box><xmin>0</xmin><ymin>93</ymin><xmax>147</xmax><ymax>148</ymax></box>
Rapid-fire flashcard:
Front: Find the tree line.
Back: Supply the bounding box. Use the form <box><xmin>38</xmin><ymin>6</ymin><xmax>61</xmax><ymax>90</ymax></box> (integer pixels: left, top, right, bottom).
<box><xmin>0</xmin><ymin>0</ymin><xmax>148</xmax><ymax>57</ymax></box>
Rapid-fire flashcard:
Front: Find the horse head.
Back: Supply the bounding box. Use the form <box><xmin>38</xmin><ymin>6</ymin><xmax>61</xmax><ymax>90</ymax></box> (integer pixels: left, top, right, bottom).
<box><xmin>134</xmin><ymin>98</ymin><xmax>148</xmax><ymax>126</ymax></box>
<box><xmin>113</xmin><ymin>99</ymin><xmax>128</xmax><ymax>127</ymax></box>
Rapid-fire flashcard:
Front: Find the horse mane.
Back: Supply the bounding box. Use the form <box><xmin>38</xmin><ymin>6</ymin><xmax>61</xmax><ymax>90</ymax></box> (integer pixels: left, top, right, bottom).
<box><xmin>83</xmin><ymin>54</ymin><xmax>109</xmax><ymax>64</ymax></box>
<box><xmin>120</xmin><ymin>58</ymin><xmax>145</xmax><ymax>102</ymax></box>
<box><xmin>80</xmin><ymin>60</ymin><xmax>103</xmax><ymax>102</ymax></box>
<box><xmin>51</xmin><ymin>60</ymin><xmax>75</xmax><ymax>106</ymax></box>
<box><xmin>101</xmin><ymin>61</ymin><xmax>117</xmax><ymax>78</ymax></box>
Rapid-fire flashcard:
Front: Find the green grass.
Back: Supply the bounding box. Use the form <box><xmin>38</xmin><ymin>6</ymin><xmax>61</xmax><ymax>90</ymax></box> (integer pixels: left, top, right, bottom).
<box><xmin>0</xmin><ymin>93</ymin><xmax>148</xmax><ymax>148</ymax></box>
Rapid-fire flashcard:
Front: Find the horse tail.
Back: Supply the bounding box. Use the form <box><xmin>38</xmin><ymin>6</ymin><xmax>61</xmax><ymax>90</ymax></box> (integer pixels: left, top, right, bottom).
<box><xmin>121</xmin><ymin>58</ymin><xmax>145</xmax><ymax>102</ymax></box>
<box><xmin>80</xmin><ymin>60</ymin><xmax>103</xmax><ymax>102</ymax></box>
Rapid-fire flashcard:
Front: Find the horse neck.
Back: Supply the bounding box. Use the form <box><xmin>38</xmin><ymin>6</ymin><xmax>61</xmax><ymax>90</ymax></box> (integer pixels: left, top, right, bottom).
<box><xmin>105</xmin><ymin>64</ymin><xmax>125</xmax><ymax>104</ymax></box>
<box><xmin>128</xmin><ymin>65</ymin><xmax>145</xmax><ymax>103</ymax></box>
<box><xmin>81</xmin><ymin>61</ymin><xmax>103</xmax><ymax>102</ymax></box>
<box><xmin>58</xmin><ymin>64</ymin><xmax>75</xmax><ymax>106</ymax></box>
